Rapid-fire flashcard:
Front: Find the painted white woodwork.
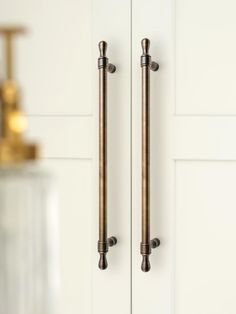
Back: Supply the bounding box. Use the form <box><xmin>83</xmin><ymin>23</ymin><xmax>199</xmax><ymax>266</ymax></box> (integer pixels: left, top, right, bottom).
<box><xmin>2</xmin><ymin>0</ymin><xmax>132</xmax><ymax>312</ymax></box>
<box><xmin>92</xmin><ymin>1</ymin><xmax>131</xmax><ymax>313</ymax></box>
<box><xmin>1</xmin><ymin>1</ymin><xmax>96</xmax><ymax>313</ymax></box>
<box><xmin>27</xmin><ymin>117</ymin><xmax>93</xmax><ymax>159</ymax></box>
<box><xmin>132</xmin><ymin>0</ymin><xmax>236</xmax><ymax>313</ymax></box>
<box><xmin>43</xmin><ymin>160</ymin><xmax>93</xmax><ymax>314</ymax></box>
<box><xmin>176</xmin><ymin>0</ymin><xmax>236</xmax><ymax>115</ymax></box>
<box><xmin>174</xmin><ymin>117</ymin><xmax>236</xmax><ymax>160</ymax></box>
<box><xmin>175</xmin><ymin>161</ymin><xmax>236</xmax><ymax>314</ymax></box>
<box><xmin>2</xmin><ymin>0</ymin><xmax>236</xmax><ymax>313</ymax></box>
<box><xmin>132</xmin><ymin>0</ymin><xmax>174</xmax><ymax>313</ymax></box>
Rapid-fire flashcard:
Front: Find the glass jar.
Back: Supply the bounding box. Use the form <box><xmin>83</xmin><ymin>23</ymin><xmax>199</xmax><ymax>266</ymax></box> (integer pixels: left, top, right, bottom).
<box><xmin>0</xmin><ymin>163</ymin><xmax>59</xmax><ymax>314</ymax></box>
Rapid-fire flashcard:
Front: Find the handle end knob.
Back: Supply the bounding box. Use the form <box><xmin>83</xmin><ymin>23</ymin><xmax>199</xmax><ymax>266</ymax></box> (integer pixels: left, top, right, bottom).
<box><xmin>98</xmin><ymin>41</ymin><xmax>107</xmax><ymax>57</ymax></box>
<box><xmin>141</xmin><ymin>255</ymin><xmax>151</xmax><ymax>272</ymax></box>
<box><xmin>98</xmin><ymin>253</ymin><xmax>108</xmax><ymax>270</ymax></box>
<box><xmin>97</xmin><ymin>237</ymin><xmax>117</xmax><ymax>270</ymax></box>
<box><xmin>141</xmin><ymin>38</ymin><xmax>150</xmax><ymax>55</ymax></box>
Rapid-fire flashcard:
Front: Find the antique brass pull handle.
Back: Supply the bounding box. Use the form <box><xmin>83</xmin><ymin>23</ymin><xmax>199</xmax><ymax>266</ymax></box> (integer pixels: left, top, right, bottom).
<box><xmin>98</xmin><ymin>41</ymin><xmax>117</xmax><ymax>270</ymax></box>
<box><xmin>140</xmin><ymin>38</ymin><xmax>160</xmax><ymax>272</ymax></box>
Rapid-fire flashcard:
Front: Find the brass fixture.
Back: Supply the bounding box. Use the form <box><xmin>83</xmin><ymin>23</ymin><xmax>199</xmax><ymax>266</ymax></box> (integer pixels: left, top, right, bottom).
<box><xmin>140</xmin><ymin>38</ymin><xmax>160</xmax><ymax>272</ymax></box>
<box><xmin>97</xmin><ymin>41</ymin><xmax>117</xmax><ymax>270</ymax></box>
<box><xmin>0</xmin><ymin>26</ymin><xmax>38</xmax><ymax>164</ymax></box>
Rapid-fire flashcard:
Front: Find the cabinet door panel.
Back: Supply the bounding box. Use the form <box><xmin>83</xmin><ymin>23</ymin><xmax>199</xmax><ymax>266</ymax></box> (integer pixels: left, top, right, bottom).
<box><xmin>175</xmin><ymin>161</ymin><xmax>236</xmax><ymax>314</ymax></box>
<box><xmin>132</xmin><ymin>0</ymin><xmax>236</xmax><ymax>313</ymax></box>
<box><xmin>176</xmin><ymin>0</ymin><xmax>236</xmax><ymax>115</ymax></box>
<box><xmin>174</xmin><ymin>117</ymin><xmax>236</xmax><ymax>160</ymax></box>
<box><xmin>1</xmin><ymin>0</ymin><xmax>132</xmax><ymax>312</ymax></box>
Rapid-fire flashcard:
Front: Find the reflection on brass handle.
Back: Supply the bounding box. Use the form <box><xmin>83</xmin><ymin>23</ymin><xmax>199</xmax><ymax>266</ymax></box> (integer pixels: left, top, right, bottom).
<box><xmin>98</xmin><ymin>41</ymin><xmax>117</xmax><ymax>270</ymax></box>
<box><xmin>140</xmin><ymin>38</ymin><xmax>160</xmax><ymax>272</ymax></box>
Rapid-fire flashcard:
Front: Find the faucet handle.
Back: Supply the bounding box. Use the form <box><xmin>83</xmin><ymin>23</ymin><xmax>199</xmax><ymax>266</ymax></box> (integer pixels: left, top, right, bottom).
<box><xmin>0</xmin><ymin>26</ymin><xmax>26</xmax><ymax>35</ymax></box>
<box><xmin>0</xmin><ymin>26</ymin><xmax>26</xmax><ymax>80</ymax></box>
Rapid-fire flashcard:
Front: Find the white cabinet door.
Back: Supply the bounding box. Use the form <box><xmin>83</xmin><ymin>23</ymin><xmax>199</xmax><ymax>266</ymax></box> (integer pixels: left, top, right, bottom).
<box><xmin>1</xmin><ymin>1</ymin><xmax>131</xmax><ymax>314</ymax></box>
<box><xmin>132</xmin><ymin>0</ymin><xmax>236</xmax><ymax>313</ymax></box>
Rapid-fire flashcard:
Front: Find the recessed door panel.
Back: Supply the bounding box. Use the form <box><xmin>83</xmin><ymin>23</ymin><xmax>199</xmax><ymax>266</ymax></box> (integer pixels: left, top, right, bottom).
<box><xmin>176</xmin><ymin>0</ymin><xmax>236</xmax><ymax>115</ymax></box>
<box><xmin>175</xmin><ymin>161</ymin><xmax>236</xmax><ymax>314</ymax></box>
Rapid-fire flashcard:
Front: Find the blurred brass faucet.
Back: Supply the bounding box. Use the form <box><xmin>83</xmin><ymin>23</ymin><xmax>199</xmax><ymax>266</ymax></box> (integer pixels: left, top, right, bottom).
<box><xmin>0</xmin><ymin>26</ymin><xmax>38</xmax><ymax>164</ymax></box>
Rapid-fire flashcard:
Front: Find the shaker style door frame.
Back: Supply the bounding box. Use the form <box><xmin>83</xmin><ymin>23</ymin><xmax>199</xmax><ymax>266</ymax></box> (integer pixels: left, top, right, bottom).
<box><xmin>132</xmin><ymin>0</ymin><xmax>236</xmax><ymax>313</ymax></box>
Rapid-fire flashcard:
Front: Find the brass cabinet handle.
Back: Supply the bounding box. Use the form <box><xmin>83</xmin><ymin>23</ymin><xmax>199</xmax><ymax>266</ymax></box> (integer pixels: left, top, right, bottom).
<box><xmin>97</xmin><ymin>41</ymin><xmax>117</xmax><ymax>270</ymax></box>
<box><xmin>140</xmin><ymin>38</ymin><xmax>160</xmax><ymax>272</ymax></box>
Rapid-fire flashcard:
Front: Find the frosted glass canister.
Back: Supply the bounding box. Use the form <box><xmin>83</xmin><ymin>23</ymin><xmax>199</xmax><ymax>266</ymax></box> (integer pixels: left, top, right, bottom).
<box><xmin>0</xmin><ymin>163</ymin><xmax>59</xmax><ymax>314</ymax></box>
